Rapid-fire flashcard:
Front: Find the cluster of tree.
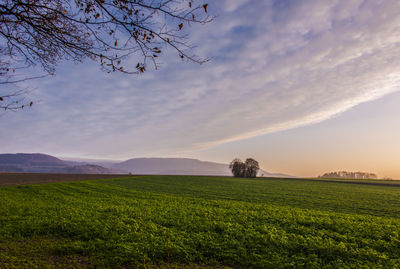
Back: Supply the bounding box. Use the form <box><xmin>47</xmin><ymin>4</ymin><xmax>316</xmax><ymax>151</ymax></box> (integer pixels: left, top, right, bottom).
<box><xmin>229</xmin><ymin>158</ymin><xmax>259</xmax><ymax>178</ymax></box>
<box><xmin>0</xmin><ymin>0</ymin><xmax>212</xmax><ymax>111</ymax></box>
<box><xmin>319</xmin><ymin>171</ymin><xmax>377</xmax><ymax>179</ymax></box>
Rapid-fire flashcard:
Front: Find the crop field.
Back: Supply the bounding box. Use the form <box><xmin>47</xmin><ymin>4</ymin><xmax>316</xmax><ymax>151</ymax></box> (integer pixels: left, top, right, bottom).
<box><xmin>1</xmin><ymin>175</ymin><xmax>400</xmax><ymax>268</ymax></box>
<box><xmin>0</xmin><ymin>173</ymin><xmax>128</xmax><ymax>186</ymax></box>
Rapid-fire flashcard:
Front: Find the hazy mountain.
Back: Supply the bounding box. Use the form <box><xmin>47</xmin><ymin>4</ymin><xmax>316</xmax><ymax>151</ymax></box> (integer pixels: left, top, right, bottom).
<box><xmin>0</xmin><ymin>153</ymin><xmax>65</xmax><ymax>166</ymax></box>
<box><xmin>0</xmin><ymin>153</ymin><xmax>292</xmax><ymax>177</ymax></box>
<box><xmin>111</xmin><ymin>157</ymin><xmax>292</xmax><ymax>177</ymax></box>
<box><xmin>0</xmin><ymin>153</ymin><xmax>114</xmax><ymax>174</ymax></box>
<box><xmin>60</xmin><ymin>157</ymin><xmax>120</xmax><ymax>169</ymax></box>
<box><xmin>65</xmin><ymin>164</ymin><xmax>112</xmax><ymax>174</ymax></box>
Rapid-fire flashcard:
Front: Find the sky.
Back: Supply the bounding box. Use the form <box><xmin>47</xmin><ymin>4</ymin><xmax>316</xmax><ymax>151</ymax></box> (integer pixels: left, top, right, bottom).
<box><xmin>2</xmin><ymin>0</ymin><xmax>400</xmax><ymax>178</ymax></box>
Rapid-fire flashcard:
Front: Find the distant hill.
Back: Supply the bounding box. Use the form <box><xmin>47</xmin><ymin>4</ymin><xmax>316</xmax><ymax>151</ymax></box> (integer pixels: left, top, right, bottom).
<box><xmin>65</xmin><ymin>164</ymin><xmax>112</xmax><ymax>174</ymax></box>
<box><xmin>0</xmin><ymin>153</ymin><xmax>292</xmax><ymax>177</ymax></box>
<box><xmin>111</xmin><ymin>157</ymin><xmax>292</xmax><ymax>177</ymax></box>
<box><xmin>60</xmin><ymin>157</ymin><xmax>120</xmax><ymax>169</ymax></box>
<box><xmin>0</xmin><ymin>153</ymin><xmax>113</xmax><ymax>174</ymax></box>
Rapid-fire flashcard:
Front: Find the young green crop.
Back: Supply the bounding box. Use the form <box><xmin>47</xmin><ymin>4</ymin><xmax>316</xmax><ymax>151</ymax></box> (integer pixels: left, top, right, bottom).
<box><xmin>0</xmin><ymin>175</ymin><xmax>400</xmax><ymax>268</ymax></box>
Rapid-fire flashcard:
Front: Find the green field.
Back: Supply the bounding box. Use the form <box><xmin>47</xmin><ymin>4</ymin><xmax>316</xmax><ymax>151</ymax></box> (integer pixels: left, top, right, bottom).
<box><xmin>1</xmin><ymin>175</ymin><xmax>400</xmax><ymax>268</ymax></box>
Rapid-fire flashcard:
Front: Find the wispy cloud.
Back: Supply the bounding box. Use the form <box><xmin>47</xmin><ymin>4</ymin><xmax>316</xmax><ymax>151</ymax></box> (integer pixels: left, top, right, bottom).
<box><xmin>2</xmin><ymin>0</ymin><xmax>400</xmax><ymax>159</ymax></box>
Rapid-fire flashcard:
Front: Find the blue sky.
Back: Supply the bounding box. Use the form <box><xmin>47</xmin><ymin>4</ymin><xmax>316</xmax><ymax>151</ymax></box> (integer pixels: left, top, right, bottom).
<box><xmin>2</xmin><ymin>0</ymin><xmax>400</xmax><ymax>178</ymax></box>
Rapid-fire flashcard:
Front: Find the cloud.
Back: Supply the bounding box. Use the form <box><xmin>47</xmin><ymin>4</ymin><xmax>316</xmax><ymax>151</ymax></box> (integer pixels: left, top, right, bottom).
<box><xmin>2</xmin><ymin>0</ymin><xmax>400</xmax><ymax>159</ymax></box>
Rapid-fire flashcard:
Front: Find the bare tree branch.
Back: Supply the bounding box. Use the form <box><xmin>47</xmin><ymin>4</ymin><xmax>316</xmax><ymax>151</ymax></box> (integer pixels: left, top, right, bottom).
<box><xmin>0</xmin><ymin>0</ymin><xmax>213</xmax><ymax>111</ymax></box>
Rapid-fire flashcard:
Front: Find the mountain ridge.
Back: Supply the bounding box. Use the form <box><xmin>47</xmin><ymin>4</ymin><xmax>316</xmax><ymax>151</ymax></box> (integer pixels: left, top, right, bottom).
<box><xmin>111</xmin><ymin>157</ymin><xmax>292</xmax><ymax>177</ymax></box>
<box><xmin>0</xmin><ymin>153</ymin><xmax>113</xmax><ymax>174</ymax></box>
<box><xmin>0</xmin><ymin>153</ymin><xmax>293</xmax><ymax>178</ymax></box>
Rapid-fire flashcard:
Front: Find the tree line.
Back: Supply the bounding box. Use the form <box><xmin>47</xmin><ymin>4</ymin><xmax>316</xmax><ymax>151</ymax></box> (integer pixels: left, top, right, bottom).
<box><xmin>319</xmin><ymin>171</ymin><xmax>377</xmax><ymax>179</ymax></box>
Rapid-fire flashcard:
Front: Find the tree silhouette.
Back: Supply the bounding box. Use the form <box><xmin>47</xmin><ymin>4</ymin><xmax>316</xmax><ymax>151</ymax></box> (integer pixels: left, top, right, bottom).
<box><xmin>229</xmin><ymin>158</ymin><xmax>246</xmax><ymax>178</ymax></box>
<box><xmin>0</xmin><ymin>0</ymin><xmax>213</xmax><ymax>111</ymax></box>
<box><xmin>244</xmin><ymin>158</ymin><xmax>259</xmax><ymax>178</ymax></box>
<box><xmin>229</xmin><ymin>158</ymin><xmax>260</xmax><ymax>178</ymax></box>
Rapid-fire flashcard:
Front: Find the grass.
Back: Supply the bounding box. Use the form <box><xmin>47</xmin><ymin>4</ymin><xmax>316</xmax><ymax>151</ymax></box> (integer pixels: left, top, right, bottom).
<box><xmin>1</xmin><ymin>175</ymin><xmax>400</xmax><ymax>268</ymax></box>
<box><xmin>0</xmin><ymin>173</ymin><xmax>128</xmax><ymax>186</ymax></box>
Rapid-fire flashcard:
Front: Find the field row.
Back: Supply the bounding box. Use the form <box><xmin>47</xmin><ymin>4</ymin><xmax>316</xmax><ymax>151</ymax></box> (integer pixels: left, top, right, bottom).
<box><xmin>1</xmin><ymin>175</ymin><xmax>400</xmax><ymax>268</ymax></box>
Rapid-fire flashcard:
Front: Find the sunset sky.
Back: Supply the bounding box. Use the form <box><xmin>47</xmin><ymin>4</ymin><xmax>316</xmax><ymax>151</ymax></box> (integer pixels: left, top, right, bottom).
<box><xmin>2</xmin><ymin>0</ymin><xmax>400</xmax><ymax>178</ymax></box>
